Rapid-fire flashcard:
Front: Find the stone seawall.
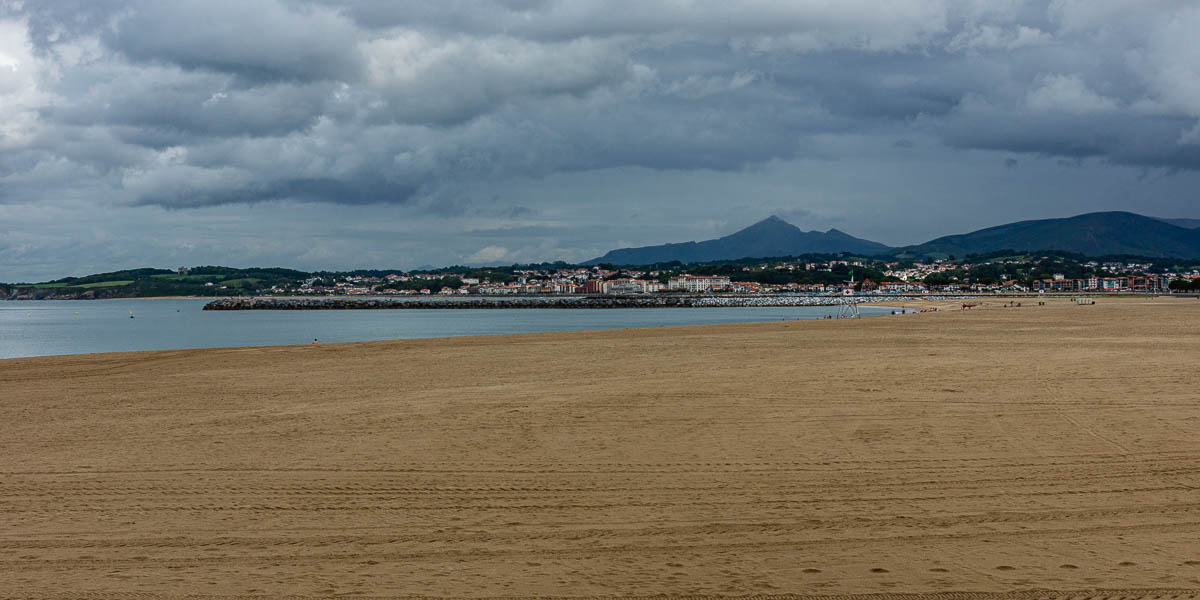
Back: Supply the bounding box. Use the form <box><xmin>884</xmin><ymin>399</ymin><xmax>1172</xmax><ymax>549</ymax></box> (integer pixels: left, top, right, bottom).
<box><xmin>202</xmin><ymin>295</ymin><xmax>930</xmax><ymax>310</ymax></box>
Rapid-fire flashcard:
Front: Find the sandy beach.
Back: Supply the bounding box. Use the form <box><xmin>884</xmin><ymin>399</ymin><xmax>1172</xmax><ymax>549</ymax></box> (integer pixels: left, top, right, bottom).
<box><xmin>2</xmin><ymin>296</ymin><xmax>1199</xmax><ymax>598</ymax></box>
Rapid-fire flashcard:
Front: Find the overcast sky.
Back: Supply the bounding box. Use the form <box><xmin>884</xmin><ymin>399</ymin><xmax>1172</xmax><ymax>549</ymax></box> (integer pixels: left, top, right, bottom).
<box><xmin>2</xmin><ymin>0</ymin><xmax>1200</xmax><ymax>281</ymax></box>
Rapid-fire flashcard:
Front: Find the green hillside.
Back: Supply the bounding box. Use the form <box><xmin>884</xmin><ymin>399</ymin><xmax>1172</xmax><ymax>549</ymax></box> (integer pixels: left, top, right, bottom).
<box><xmin>900</xmin><ymin>212</ymin><xmax>1200</xmax><ymax>259</ymax></box>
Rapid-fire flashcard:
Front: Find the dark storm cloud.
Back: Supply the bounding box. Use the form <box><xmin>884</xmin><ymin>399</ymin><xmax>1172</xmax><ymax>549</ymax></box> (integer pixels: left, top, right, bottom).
<box><xmin>18</xmin><ymin>0</ymin><xmax>365</xmax><ymax>83</ymax></box>
<box><xmin>939</xmin><ymin>102</ymin><xmax>1200</xmax><ymax>170</ymax></box>
<box><xmin>4</xmin><ymin>1</ymin><xmax>1200</xmax><ymax>281</ymax></box>
<box><xmin>128</xmin><ymin>176</ymin><xmax>421</xmax><ymax>209</ymax></box>
<box><xmin>44</xmin><ymin>76</ymin><xmax>341</xmax><ymax>139</ymax></box>
<box><xmin>5</xmin><ymin>0</ymin><xmax>1200</xmax><ymax>211</ymax></box>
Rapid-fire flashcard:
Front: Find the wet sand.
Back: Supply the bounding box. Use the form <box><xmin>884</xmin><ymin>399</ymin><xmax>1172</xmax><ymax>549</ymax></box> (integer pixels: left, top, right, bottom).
<box><xmin>2</xmin><ymin>296</ymin><xmax>1200</xmax><ymax>598</ymax></box>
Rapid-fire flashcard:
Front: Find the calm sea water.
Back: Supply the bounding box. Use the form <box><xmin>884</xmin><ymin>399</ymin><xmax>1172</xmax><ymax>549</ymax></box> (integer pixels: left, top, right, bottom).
<box><xmin>0</xmin><ymin>299</ymin><xmax>899</xmax><ymax>359</ymax></box>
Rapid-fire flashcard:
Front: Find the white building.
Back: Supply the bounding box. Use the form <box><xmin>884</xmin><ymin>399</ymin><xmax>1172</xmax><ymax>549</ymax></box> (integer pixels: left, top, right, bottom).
<box><xmin>603</xmin><ymin>278</ymin><xmax>649</xmax><ymax>294</ymax></box>
<box><xmin>667</xmin><ymin>275</ymin><xmax>731</xmax><ymax>292</ymax></box>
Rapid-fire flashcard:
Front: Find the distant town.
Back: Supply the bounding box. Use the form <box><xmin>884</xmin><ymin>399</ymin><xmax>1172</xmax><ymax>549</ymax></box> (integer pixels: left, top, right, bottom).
<box><xmin>5</xmin><ymin>251</ymin><xmax>1200</xmax><ymax>300</ymax></box>
<box><xmin>281</xmin><ymin>258</ymin><xmax>1187</xmax><ymax>297</ymax></box>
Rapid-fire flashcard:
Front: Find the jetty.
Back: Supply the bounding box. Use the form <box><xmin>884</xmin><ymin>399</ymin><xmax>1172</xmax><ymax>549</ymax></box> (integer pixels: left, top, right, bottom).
<box><xmin>201</xmin><ymin>295</ymin><xmax>934</xmax><ymax>310</ymax></box>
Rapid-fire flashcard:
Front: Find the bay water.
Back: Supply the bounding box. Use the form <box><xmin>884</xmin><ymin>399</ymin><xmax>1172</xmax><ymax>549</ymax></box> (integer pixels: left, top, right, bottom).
<box><xmin>0</xmin><ymin>299</ymin><xmax>898</xmax><ymax>359</ymax></box>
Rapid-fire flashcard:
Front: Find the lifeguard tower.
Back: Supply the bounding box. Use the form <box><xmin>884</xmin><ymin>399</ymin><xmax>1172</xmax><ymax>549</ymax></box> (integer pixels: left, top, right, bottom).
<box><xmin>836</xmin><ymin>269</ymin><xmax>860</xmax><ymax>319</ymax></box>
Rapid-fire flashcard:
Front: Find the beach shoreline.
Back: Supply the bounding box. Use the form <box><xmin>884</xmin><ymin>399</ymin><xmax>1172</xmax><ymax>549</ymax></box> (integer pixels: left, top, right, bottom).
<box><xmin>3</xmin><ymin>296</ymin><xmax>1198</xmax><ymax>597</ymax></box>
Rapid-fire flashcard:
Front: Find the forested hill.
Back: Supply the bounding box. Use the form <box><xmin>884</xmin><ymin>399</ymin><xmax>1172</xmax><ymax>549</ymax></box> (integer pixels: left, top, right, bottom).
<box><xmin>899</xmin><ymin>212</ymin><xmax>1200</xmax><ymax>259</ymax></box>
<box><xmin>3</xmin><ymin>267</ymin><xmax>308</xmax><ymax>300</ymax></box>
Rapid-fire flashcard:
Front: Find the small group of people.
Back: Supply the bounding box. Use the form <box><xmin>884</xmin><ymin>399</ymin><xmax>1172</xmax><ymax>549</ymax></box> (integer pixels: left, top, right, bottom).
<box><xmin>891</xmin><ymin>307</ymin><xmax>939</xmax><ymax>315</ymax></box>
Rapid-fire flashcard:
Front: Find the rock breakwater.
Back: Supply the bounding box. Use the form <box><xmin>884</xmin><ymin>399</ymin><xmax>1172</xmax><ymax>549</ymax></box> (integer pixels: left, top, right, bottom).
<box><xmin>202</xmin><ymin>295</ymin><xmax>935</xmax><ymax>310</ymax></box>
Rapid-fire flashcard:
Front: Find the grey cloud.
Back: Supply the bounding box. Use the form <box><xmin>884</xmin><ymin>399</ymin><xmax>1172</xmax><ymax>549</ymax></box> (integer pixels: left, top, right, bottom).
<box><xmin>5</xmin><ymin>1</ymin><xmax>1200</xmax><ymax>280</ymax></box>
<box><xmin>938</xmin><ymin>98</ymin><xmax>1200</xmax><ymax>170</ymax></box>
<box><xmin>461</xmin><ymin>225</ymin><xmax>565</xmax><ymax>238</ymax></box>
<box><xmin>364</xmin><ymin>34</ymin><xmax>640</xmax><ymax>125</ymax></box>
<box><xmin>105</xmin><ymin>0</ymin><xmax>364</xmax><ymax>83</ymax></box>
<box><xmin>122</xmin><ymin>164</ymin><xmax>423</xmax><ymax>208</ymax></box>
<box><xmin>493</xmin><ymin>205</ymin><xmax>537</xmax><ymax>219</ymax></box>
<box><xmin>14</xmin><ymin>0</ymin><xmax>124</xmax><ymax>49</ymax></box>
<box><xmin>8</xmin><ymin>0</ymin><xmax>1200</xmax><ymax>213</ymax></box>
<box><xmin>44</xmin><ymin>71</ymin><xmax>340</xmax><ymax>139</ymax></box>
<box><xmin>318</xmin><ymin>0</ymin><xmax>951</xmax><ymax>44</ymax></box>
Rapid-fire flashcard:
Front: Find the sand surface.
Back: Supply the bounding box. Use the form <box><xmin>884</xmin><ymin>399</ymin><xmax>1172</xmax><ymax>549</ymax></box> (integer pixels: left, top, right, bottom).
<box><xmin>2</xmin><ymin>297</ymin><xmax>1200</xmax><ymax>599</ymax></box>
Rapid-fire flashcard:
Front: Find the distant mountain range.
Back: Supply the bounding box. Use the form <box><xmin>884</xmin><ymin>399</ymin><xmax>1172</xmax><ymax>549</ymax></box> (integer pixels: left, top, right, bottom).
<box><xmin>587</xmin><ymin>211</ymin><xmax>1200</xmax><ymax>264</ymax></box>
<box><xmin>584</xmin><ymin>216</ymin><xmax>892</xmax><ymax>265</ymax></box>
<box><xmin>900</xmin><ymin>212</ymin><xmax>1200</xmax><ymax>258</ymax></box>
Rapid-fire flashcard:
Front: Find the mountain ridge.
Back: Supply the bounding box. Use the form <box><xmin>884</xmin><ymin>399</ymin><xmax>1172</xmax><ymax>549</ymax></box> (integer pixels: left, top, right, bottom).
<box><xmin>586</xmin><ymin>211</ymin><xmax>1200</xmax><ymax>265</ymax></box>
<box><xmin>900</xmin><ymin>211</ymin><xmax>1200</xmax><ymax>258</ymax></box>
<box><xmin>584</xmin><ymin>216</ymin><xmax>893</xmax><ymax>265</ymax></box>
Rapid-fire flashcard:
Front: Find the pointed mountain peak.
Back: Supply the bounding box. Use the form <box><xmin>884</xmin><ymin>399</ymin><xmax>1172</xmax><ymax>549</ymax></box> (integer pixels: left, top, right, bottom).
<box><xmin>742</xmin><ymin>215</ymin><xmax>796</xmax><ymax>232</ymax></box>
<box><xmin>583</xmin><ymin>215</ymin><xmax>892</xmax><ymax>265</ymax></box>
